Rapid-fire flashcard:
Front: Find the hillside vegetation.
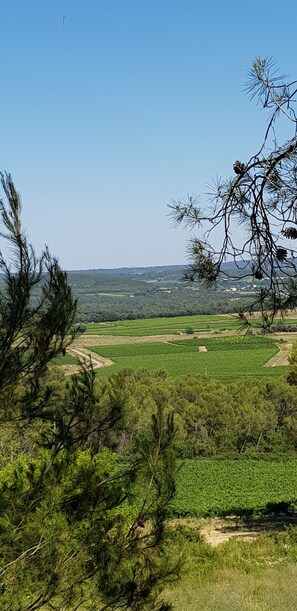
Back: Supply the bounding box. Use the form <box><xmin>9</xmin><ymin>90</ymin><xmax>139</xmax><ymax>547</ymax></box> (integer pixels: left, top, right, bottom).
<box><xmin>67</xmin><ymin>267</ymin><xmax>257</xmax><ymax>322</ymax></box>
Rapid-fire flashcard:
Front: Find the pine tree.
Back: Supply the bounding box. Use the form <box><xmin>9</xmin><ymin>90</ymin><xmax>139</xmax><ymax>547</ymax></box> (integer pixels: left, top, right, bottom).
<box><xmin>0</xmin><ymin>174</ymin><xmax>179</xmax><ymax>610</ymax></box>
<box><xmin>170</xmin><ymin>58</ymin><xmax>297</xmax><ymax>329</ymax></box>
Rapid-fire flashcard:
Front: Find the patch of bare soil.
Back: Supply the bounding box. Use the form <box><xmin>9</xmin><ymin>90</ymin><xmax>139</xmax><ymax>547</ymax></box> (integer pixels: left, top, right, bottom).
<box><xmin>73</xmin><ymin>329</ymin><xmax>240</xmax><ymax>349</ymax></box>
<box><xmin>171</xmin><ymin>516</ymin><xmax>297</xmax><ymax>547</ymax></box>
<box><xmin>276</xmin><ymin>309</ymin><xmax>297</xmax><ymax>319</ymax></box>
<box><xmin>264</xmin><ymin>343</ymin><xmax>292</xmax><ymax>367</ymax></box>
<box><xmin>273</xmin><ymin>332</ymin><xmax>297</xmax><ymax>342</ymax></box>
<box><xmin>73</xmin><ymin>333</ymin><xmax>203</xmax><ymax>348</ymax></box>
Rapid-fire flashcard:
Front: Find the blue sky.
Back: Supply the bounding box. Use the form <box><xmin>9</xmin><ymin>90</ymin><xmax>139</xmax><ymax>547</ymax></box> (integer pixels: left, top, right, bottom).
<box><xmin>1</xmin><ymin>0</ymin><xmax>297</xmax><ymax>269</ymax></box>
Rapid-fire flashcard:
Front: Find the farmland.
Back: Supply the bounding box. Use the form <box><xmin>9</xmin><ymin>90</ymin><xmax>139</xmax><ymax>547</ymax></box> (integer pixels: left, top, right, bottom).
<box><xmin>89</xmin><ymin>335</ymin><xmax>286</xmax><ymax>381</ymax></box>
<box><xmin>65</xmin><ymin>310</ymin><xmax>297</xmax><ymax>608</ymax></box>
<box><xmin>84</xmin><ymin>312</ymin><xmax>297</xmax><ymax>336</ymax></box>
<box><xmin>171</xmin><ymin>459</ymin><xmax>297</xmax><ymax>517</ymax></box>
<box><xmin>84</xmin><ymin>313</ymin><xmax>240</xmax><ymax>336</ymax></box>
<box><xmin>52</xmin><ymin>353</ymin><xmax>77</xmax><ymax>366</ymax></box>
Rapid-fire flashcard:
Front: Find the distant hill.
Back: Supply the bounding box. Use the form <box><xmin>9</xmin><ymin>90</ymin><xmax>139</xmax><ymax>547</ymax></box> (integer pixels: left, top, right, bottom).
<box><xmin>68</xmin><ymin>261</ymin><xmax>255</xmax><ymax>277</ymax></box>
<box><xmin>64</xmin><ymin>264</ymin><xmax>257</xmax><ymax>323</ymax></box>
<box><xmin>69</xmin><ymin>265</ymin><xmax>186</xmax><ymax>276</ymax></box>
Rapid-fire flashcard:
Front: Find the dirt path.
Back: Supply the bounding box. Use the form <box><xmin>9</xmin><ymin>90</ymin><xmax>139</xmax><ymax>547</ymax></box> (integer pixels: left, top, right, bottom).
<box><xmin>200</xmin><ymin>518</ymin><xmax>258</xmax><ymax>546</ymax></box>
<box><xmin>264</xmin><ymin>343</ymin><xmax>292</xmax><ymax>367</ymax></box>
<box><xmin>63</xmin><ymin>347</ymin><xmax>114</xmax><ymax>375</ymax></box>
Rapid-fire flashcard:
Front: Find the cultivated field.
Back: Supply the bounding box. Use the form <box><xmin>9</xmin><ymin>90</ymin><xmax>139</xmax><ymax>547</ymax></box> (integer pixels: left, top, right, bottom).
<box><xmin>172</xmin><ymin>459</ymin><xmax>297</xmax><ymax>517</ymax></box>
<box><xmin>53</xmin><ymin>353</ymin><xmax>77</xmax><ymax>366</ymax></box>
<box><xmin>84</xmin><ymin>313</ymin><xmax>297</xmax><ymax>336</ymax></box>
<box><xmin>59</xmin><ymin>314</ymin><xmax>297</xmax><ymax>611</ymax></box>
<box><xmin>84</xmin><ymin>314</ymin><xmax>240</xmax><ymax>336</ymax></box>
<box><xmin>89</xmin><ymin>335</ymin><xmax>285</xmax><ymax>381</ymax></box>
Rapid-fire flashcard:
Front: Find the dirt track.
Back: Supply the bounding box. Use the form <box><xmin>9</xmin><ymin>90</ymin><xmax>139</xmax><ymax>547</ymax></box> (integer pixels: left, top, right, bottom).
<box><xmin>172</xmin><ymin>516</ymin><xmax>297</xmax><ymax>547</ymax></box>
<box><xmin>264</xmin><ymin>343</ymin><xmax>293</xmax><ymax>367</ymax></box>
<box><xmin>64</xmin><ymin>330</ymin><xmax>296</xmax><ymax>374</ymax></box>
<box><xmin>63</xmin><ymin>346</ymin><xmax>114</xmax><ymax>375</ymax></box>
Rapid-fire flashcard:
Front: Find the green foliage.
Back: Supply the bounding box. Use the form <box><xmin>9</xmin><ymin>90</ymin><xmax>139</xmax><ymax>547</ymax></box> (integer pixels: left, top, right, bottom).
<box><xmin>76</xmin><ymin>323</ymin><xmax>87</xmax><ymax>334</ymax></box>
<box><xmin>287</xmin><ymin>342</ymin><xmax>297</xmax><ymax>386</ymax></box>
<box><xmin>171</xmin><ymin>460</ymin><xmax>297</xmax><ymax>517</ymax></box>
<box><xmin>0</xmin><ymin>176</ymin><xmax>179</xmax><ymax>610</ymax></box>
<box><xmin>76</xmin><ymin>369</ymin><xmax>297</xmax><ymax>461</ymax></box>
<box><xmin>0</xmin><ymin>173</ymin><xmax>78</xmax><ymax>421</ymax></box>
<box><xmin>3</xmin><ymin>174</ymin><xmax>297</xmax><ymax>608</ymax></box>
<box><xmin>66</xmin><ymin>267</ymin><xmax>253</xmax><ymax>323</ymax></box>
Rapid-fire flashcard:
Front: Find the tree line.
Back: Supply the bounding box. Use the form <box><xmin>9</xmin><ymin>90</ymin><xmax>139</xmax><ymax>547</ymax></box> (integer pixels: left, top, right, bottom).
<box><xmin>75</xmin><ymin>365</ymin><xmax>297</xmax><ymax>460</ymax></box>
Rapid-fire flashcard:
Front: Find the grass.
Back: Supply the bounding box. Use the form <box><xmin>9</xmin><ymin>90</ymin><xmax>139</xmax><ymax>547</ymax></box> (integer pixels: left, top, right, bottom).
<box><xmin>89</xmin><ymin>335</ymin><xmax>285</xmax><ymax>381</ymax></box>
<box><xmin>171</xmin><ymin>459</ymin><xmax>297</xmax><ymax>517</ymax></box>
<box><xmin>165</xmin><ymin>559</ymin><xmax>297</xmax><ymax>611</ymax></box>
<box><xmin>52</xmin><ymin>353</ymin><xmax>78</xmax><ymax>366</ymax></box>
<box><xmin>164</xmin><ymin>522</ymin><xmax>297</xmax><ymax>610</ymax></box>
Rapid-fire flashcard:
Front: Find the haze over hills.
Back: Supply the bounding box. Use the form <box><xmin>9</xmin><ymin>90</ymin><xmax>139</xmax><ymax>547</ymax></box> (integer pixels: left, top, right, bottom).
<box><xmin>69</xmin><ymin>264</ymin><xmax>185</xmax><ymax>275</ymax></box>
<box><xmin>68</xmin><ymin>261</ymin><xmax>253</xmax><ymax>276</ymax></box>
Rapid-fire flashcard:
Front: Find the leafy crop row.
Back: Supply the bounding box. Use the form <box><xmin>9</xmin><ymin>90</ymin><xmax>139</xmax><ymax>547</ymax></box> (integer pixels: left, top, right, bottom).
<box><xmin>173</xmin><ymin>335</ymin><xmax>278</xmax><ymax>351</ymax></box>
<box><xmin>171</xmin><ymin>460</ymin><xmax>297</xmax><ymax>517</ymax></box>
<box><xmin>92</xmin><ymin>336</ymin><xmax>277</xmax><ymax>359</ymax></box>
<box><xmin>84</xmin><ymin>314</ymin><xmax>239</xmax><ymax>336</ymax></box>
<box><xmin>84</xmin><ymin>314</ymin><xmax>297</xmax><ymax>337</ymax></box>
<box><xmin>91</xmin><ymin>336</ymin><xmax>283</xmax><ymax>381</ymax></box>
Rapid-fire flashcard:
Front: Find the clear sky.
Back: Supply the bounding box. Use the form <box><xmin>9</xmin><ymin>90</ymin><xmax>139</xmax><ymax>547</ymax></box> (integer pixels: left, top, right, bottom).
<box><xmin>1</xmin><ymin>0</ymin><xmax>297</xmax><ymax>269</ymax></box>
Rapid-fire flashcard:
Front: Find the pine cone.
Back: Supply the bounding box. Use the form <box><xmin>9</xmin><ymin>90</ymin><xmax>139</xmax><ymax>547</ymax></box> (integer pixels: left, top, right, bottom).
<box><xmin>281</xmin><ymin>227</ymin><xmax>297</xmax><ymax>239</ymax></box>
<box><xmin>276</xmin><ymin>247</ymin><xmax>288</xmax><ymax>261</ymax></box>
<box><xmin>233</xmin><ymin>160</ymin><xmax>246</xmax><ymax>175</ymax></box>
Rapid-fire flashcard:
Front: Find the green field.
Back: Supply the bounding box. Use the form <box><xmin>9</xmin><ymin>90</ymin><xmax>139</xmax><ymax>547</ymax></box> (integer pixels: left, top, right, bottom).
<box><xmin>85</xmin><ymin>314</ymin><xmax>240</xmax><ymax>336</ymax></box>
<box><xmin>52</xmin><ymin>353</ymin><xmax>77</xmax><ymax>366</ymax></box>
<box><xmin>84</xmin><ymin>314</ymin><xmax>297</xmax><ymax>337</ymax></box>
<box><xmin>90</xmin><ymin>335</ymin><xmax>285</xmax><ymax>381</ymax></box>
<box><xmin>171</xmin><ymin>459</ymin><xmax>297</xmax><ymax>517</ymax></box>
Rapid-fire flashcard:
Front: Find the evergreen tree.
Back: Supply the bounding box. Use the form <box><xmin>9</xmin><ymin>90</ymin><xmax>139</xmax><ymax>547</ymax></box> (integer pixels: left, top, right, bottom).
<box><xmin>0</xmin><ymin>174</ymin><xmax>178</xmax><ymax>610</ymax></box>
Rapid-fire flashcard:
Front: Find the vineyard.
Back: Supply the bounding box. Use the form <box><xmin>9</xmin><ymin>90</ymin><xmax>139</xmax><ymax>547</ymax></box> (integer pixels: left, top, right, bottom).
<box><xmin>90</xmin><ymin>335</ymin><xmax>285</xmax><ymax>381</ymax></box>
<box><xmin>84</xmin><ymin>314</ymin><xmax>239</xmax><ymax>336</ymax></box>
<box><xmin>171</xmin><ymin>460</ymin><xmax>297</xmax><ymax>517</ymax></box>
<box><xmin>84</xmin><ymin>313</ymin><xmax>297</xmax><ymax>337</ymax></box>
